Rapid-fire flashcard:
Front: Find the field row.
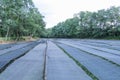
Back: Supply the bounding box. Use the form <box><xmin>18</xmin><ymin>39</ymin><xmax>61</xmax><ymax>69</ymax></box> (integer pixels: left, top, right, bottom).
<box><xmin>0</xmin><ymin>39</ymin><xmax>120</xmax><ymax>80</ymax></box>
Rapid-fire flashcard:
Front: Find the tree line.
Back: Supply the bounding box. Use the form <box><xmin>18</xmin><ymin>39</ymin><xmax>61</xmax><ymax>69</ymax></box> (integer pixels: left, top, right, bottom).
<box><xmin>44</xmin><ymin>6</ymin><xmax>120</xmax><ymax>39</ymax></box>
<box><xmin>0</xmin><ymin>0</ymin><xmax>45</xmax><ymax>40</ymax></box>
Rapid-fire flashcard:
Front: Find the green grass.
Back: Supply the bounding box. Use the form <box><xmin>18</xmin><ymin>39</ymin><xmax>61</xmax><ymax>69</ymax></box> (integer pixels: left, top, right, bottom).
<box><xmin>0</xmin><ymin>36</ymin><xmax>39</xmax><ymax>43</ymax></box>
<box><xmin>0</xmin><ymin>37</ymin><xmax>15</xmax><ymax>41</ymax></box>
<box><xmin>0</xmin><ymin>37</ymin><xmax>6</xmax><ymax>41</ymax></box>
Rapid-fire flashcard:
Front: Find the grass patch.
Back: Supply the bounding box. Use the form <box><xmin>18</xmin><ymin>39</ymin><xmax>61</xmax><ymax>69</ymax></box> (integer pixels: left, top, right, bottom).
<box><xmin>0</xmin><ymin>37</ymin><xmax>14</xmax><ymax>44</ymax></box>
<box><xmin>102</xmin><ymin>36</ymin><xmax>120</xmax><ymax>40</ymax></box>
<box><xmin>0</xmin><ymin>36</ymin><xmax>39</xmax><ymax>44</ymax></box>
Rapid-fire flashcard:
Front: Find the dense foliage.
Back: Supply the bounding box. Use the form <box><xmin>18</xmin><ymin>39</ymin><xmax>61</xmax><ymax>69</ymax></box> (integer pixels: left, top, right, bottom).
<box><xmin>46</xmin><ymin>6</ymin><xmax>120</xmax><ymax>39</ymax></box>
<box><xmin>0</xmin><ymin>0</ymin><xmax>45</xmax><ymax>40</ymax></box>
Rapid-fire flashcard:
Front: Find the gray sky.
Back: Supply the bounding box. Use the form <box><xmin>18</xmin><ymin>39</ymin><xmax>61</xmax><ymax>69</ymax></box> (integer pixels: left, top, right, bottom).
<box><xmin>32</xmin><ymin>0</ymin><xmax>120</xmax><ymax>28</ymax></box>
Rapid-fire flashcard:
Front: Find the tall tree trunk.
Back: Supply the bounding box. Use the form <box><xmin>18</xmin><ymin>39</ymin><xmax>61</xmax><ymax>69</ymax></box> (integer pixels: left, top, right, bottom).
<box><xmin>5</xmin><ymin>27</ymin><xmax>9</xmax><ymax>40</ymax></box>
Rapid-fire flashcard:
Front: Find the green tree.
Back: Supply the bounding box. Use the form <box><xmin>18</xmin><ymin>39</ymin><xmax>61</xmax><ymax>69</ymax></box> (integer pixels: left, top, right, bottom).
<box><xmin>0</xmin><ymin>0</ymin><xmax>45</xmax><ymax>40</ymax></box>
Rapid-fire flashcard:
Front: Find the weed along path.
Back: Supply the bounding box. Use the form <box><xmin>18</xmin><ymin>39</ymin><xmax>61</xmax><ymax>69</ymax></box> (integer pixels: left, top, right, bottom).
<box><xmin>0</xmin><ymin>39</ymin><xmax>120</xmax><ymax>80</ymax></box>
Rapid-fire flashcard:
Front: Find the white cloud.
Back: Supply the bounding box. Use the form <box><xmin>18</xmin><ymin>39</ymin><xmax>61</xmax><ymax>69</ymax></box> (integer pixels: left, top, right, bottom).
<box><xmin>33</xmin><ymin>0</ymin><xmax>120</xmax><ymax>28</ymax></box>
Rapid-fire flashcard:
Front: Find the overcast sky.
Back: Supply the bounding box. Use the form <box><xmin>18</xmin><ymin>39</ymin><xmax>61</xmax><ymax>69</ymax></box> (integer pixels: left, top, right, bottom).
<box><xmin>32</xmin><ymin>0</ymin><xmax>120</xmax><ymax>28</ymax></box>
